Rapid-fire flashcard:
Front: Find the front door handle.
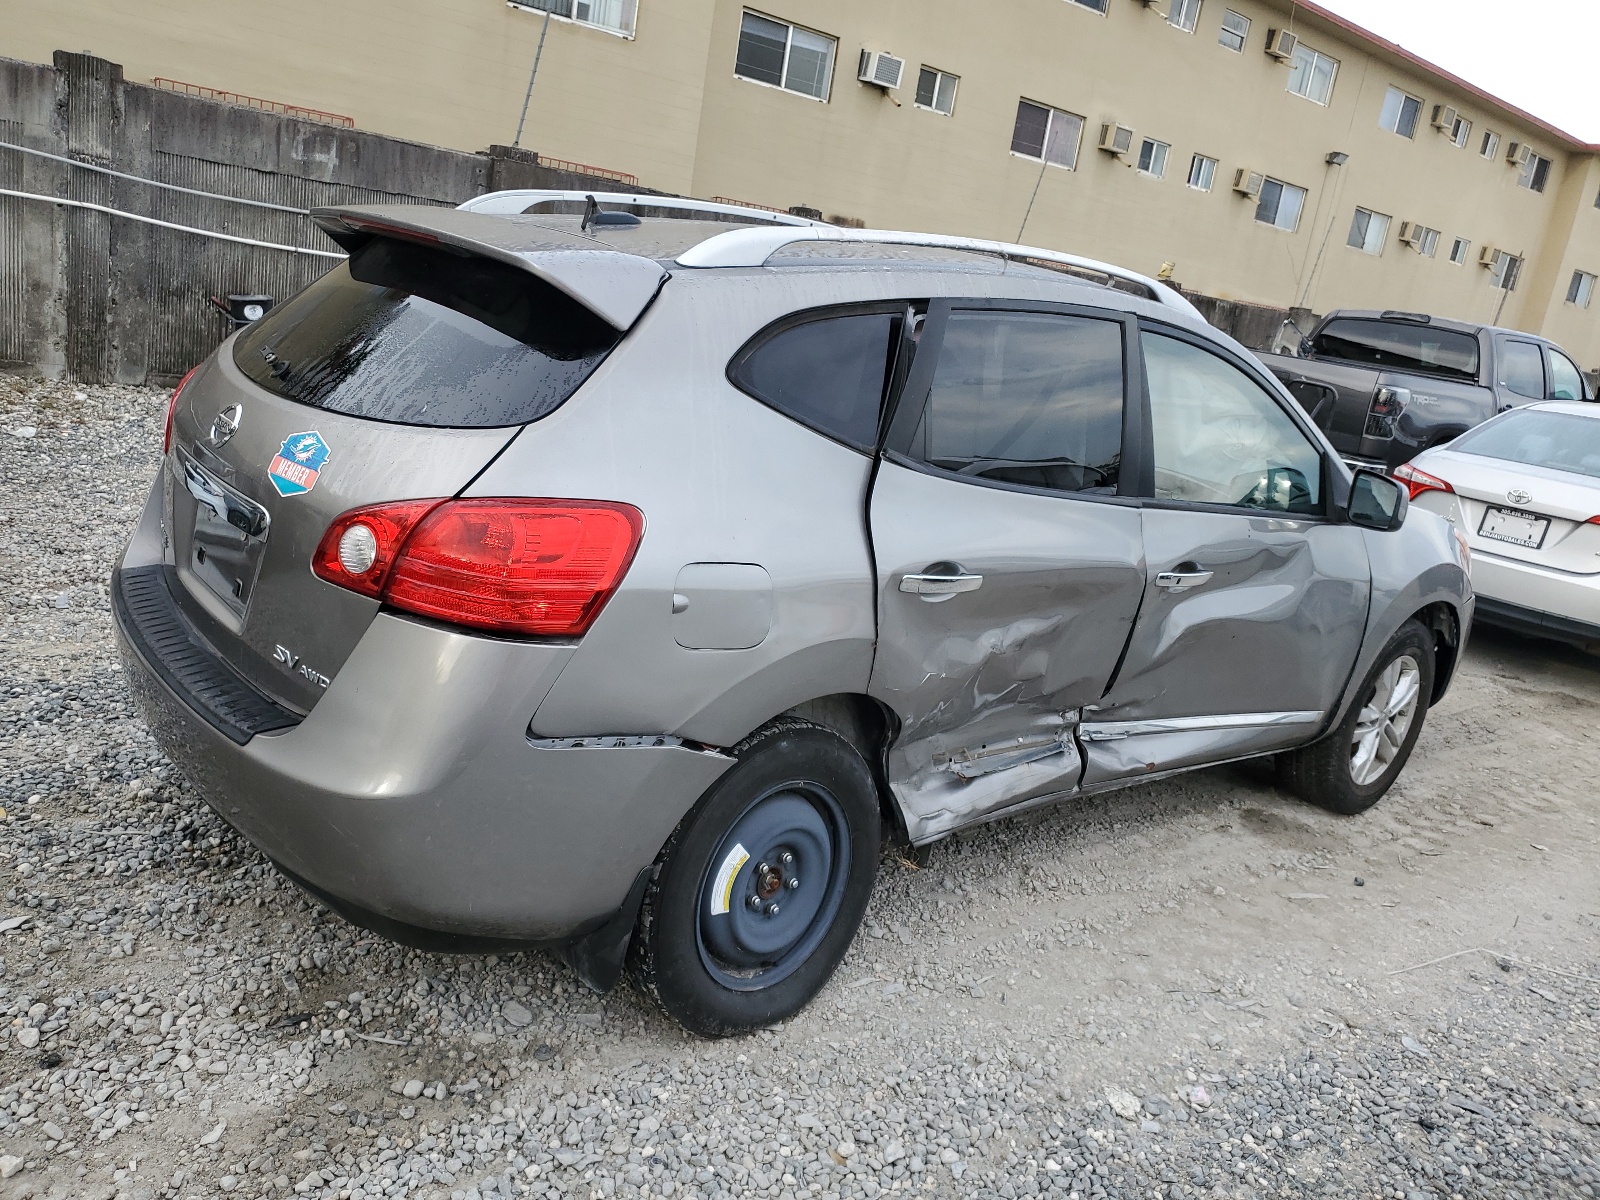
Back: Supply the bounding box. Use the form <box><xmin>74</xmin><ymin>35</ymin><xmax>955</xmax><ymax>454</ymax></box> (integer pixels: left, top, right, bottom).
<box><xmin>900</xmin><ymin>571</ymin><xmax>984</xmax><ymax>602</ymax></box>
<box><xmin>1155</xmin><ymin>567</ymin><xmax>1214</xmax><ymax>592</ymax></box>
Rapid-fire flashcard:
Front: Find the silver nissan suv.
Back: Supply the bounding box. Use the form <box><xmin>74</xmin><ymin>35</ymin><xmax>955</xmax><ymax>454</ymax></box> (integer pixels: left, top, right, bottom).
<box><xmin>113</xmin><ymin>191</ymin><xmax>1473</xmax><ymax>1036</ymax></box>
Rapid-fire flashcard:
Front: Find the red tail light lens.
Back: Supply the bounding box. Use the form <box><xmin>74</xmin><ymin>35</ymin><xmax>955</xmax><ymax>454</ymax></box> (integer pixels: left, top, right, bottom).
<box><xmin>163</xmin><ymin>366</ymin><xmax>199</xmax><ymax>454</ymax></box>
<box><xmin>1393</xmin><ymin>462</ymin><xmax>1454</xmax><ymax>500</ymax></box>
<box><xmin>314</xmin><ymin>498</ymin><xmax>645</xmax><ymax>637</ymax></box>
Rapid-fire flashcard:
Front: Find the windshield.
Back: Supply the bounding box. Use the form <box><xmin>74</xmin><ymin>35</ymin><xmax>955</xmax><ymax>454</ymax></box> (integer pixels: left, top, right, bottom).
<box><xmin>233</xmin><ymin>236</ymin><xmax>620</xmax><ymax>428</ymax></box>
<box><xmin>1311</xmin><ymin>318</ymin><xmax>1480</xmax><ymax>382</ymax></box>
<box><xmin>1451</xmin><ymin>409</ymin><xmax>1600</xmax><ymax>480</ymax></box>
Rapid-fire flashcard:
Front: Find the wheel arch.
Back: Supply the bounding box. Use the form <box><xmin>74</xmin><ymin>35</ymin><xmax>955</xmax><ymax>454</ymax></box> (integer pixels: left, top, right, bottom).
<box><xmin>775</xmin><ymin>693</ymin><xmax>907</xmax><ymax>844</ymax></box>
<box><xmin>1414</xmin><ymin>599</ymin><xmax>1464</xmax><ymax>705</ymax></box>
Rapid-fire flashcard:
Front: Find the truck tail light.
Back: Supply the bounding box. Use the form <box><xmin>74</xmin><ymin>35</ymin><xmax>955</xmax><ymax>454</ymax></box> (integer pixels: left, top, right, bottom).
<box><xmin>163</xmin><ymin>366</ymin><xmax>198</xmax><ymax>454</ymax></box>
<box><xmin>1364</xmin><ymin>386</ymin><xmax>1410</xmax><ymax>439</ymax></box>
<box><xmin>313</xmin><ymin>498</ymin><xmax>645</xmax><ymax>638</ymax></box>
<box><xmin>1393</xmin><ymin>462</ymin><xmax>1454</xmax><ymax>500</ymax></box>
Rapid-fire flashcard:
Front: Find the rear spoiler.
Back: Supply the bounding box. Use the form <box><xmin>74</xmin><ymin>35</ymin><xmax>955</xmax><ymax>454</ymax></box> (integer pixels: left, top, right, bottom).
<box><xmin>311</xmin><ymin>206</ymin><xmax>667</xmax><ymax>331</ymax></box>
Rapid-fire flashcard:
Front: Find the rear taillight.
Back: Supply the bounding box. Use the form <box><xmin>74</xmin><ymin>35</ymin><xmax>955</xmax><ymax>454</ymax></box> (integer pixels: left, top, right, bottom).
<box><xmin>163</xmin><ymin>366</ymin><xmax>198</xmax><ymax>454</ymax></box>
<box><xmin>1393</xmin><ymin>462</ymin><xmax>1454</xmax><ymax>500</ymax></box>
<box><xmin>313</xmin><ymin>498</ymin><xmax>645</xmax><ymax>638</ymax></box>
<box><xmin>1364</xmin><ymin>386</ymin><xmax>1410</xmax><ymax>439</ymax></box>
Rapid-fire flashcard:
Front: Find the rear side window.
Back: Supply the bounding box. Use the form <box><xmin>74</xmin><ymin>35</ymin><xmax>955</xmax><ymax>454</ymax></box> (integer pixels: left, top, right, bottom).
<box><xmin>1311</xmin><ymin>318</ymin><xmax>1479</xmax><ymax>382</ymax></box>
<box><xmin>233</xmin><ymin>237</ymin><xmax>620</xmax><ymax>428</ymax></box>
<box><xmin>729</xmin><ymin>310</ymin><xmax>900</xmax><ymax>451</ymax></box>
<box><xmin>909</xmin><ymin>310</ymin><xmax>1124</xmax><ymax>495</ymax></box>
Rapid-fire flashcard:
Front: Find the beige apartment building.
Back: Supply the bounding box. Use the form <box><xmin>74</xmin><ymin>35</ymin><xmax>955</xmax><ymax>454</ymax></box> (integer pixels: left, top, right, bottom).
<box><xmin>7</xmin><ymin>0</ymin><xmax>1600</xmax><ymax>365</ymax></box>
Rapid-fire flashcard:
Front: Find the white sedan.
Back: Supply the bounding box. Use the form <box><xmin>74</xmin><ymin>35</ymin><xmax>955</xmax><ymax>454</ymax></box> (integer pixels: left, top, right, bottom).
<box><xmin>1396</xmin><ymin>401</ymin><xmax>1600</xmax><ymax>650</ymax></box>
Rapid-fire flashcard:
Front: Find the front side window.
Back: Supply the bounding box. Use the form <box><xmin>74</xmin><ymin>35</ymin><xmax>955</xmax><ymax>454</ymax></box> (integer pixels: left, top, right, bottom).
<box><xmin>1491</xmin><ymin>251</ymin><xmax>1523</xmax><ymax>292</ymax></box>
<box><xmin>1499</xmin><ymin>340</ymin><xmax>1545</xmax><ymax>400</ymax></box>
<box><xmin>910</xmin><ymin>311</ymin><xmax>1125</xmax><ymax>495</ymax></box>
<box><xmin>729</xmin><ymin>310</ymin><xmax>899</xmax><ymax>451</ymax></box>
<box><xmin>1169</xmin><ymin>0</ymin><xmax>1201</xmax><ymax>32</ymax></box>
<box><xmin>511</xmin><ymin>0</ymin><xmax>637</xmax><ymax>35</ymax></box>
<box><xmin>1137</xmin><ymin>138</ymin><xmax>1170</xmax><ymax>178</ymax></box>
<box><xmin>1550</xmin><ymin>350</ymin><xmax>1587</xmax><ymax>401</ymax></box>
<box><xmin>1218</xmin><ymin>9</ymin><xmax>1249</xmax><ymax>50</ymax></box>
<box><xmin>1143</xmin><ymin>332</ymin><xmax>1322</xmax><ymax>514</ymax></box>
<box><xmin>735</xmin><ymin>11</ymin><xmax>836</xmax><ymax>100</ymax></box>
<box><xmin>1188</xmin><ymin>153</ymin><xmax>1217</xmax><ymax>191</ymax></box>
<box><xmin>1379</xmin><ymin>86</ymin><xmax>1423</xmax><ymax>138</ymax></box>
<box><xmin>1518</xmin><ymin>152</ymin><xmax>1552</xmax><ymax>193</ymax></box>
<box><xmin>915</xmin><ymin>66</ymin><xmax>958</xmax><ymax>115</ymax></box>
<box><xmin>1347</xmin><ymin>208</ymin><xmax>1390</xmax><ymax>254</ymax></box>
<box><xmin>1480</xmin><ymin>130</ymin><xmax>1501</xmax><ymax>160</ymax></box>
<box><xmin>1256</xmin><ymin>178</ymin><xmax>1306</xmax><ymax>232</ymax></box>
<box><xmin>1011</xmin><ymin>100</ymin><xmax>1085</xmax><ymax>169</ymax></box>
<box><xmin>1287</xmin><ymin>44</ymin><xmax>1337</xmax><ymax>105</ymax></box>
<box><xmin>1311</xmin><ymin>318</ymin><xmax>1479</xmax><ymax>382</ymax></box>
<box><xmin>1568</xmin><ymin>270</ymin><xmax>1597</xmax><ymax>309</ymax></box>
<box><xmin>1449</xmin><ymin>237</ymin><xmax>1471</xmax><ymax>265</ymax></box>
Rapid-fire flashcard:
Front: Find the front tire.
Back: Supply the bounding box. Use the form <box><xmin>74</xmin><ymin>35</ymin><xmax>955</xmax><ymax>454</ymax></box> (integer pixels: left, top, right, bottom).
<box><xmin>1278</xmin><ymin>619</ymin><xmax>1435</xmax><ymax>815</ymax></box>
<box><xmin>629</xmin><ymin>718</ymin><xmax>880</xmax><ymax>1037</ymax></box>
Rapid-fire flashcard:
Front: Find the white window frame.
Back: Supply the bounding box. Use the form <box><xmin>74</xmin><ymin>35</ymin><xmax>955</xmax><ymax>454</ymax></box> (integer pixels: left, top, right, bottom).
<box><xmin>1490</xmin><ymin>251</ymin><xmax>1522</xmax><ymax>292</ymax></box>
<box><xmin>1137</xmin><ymin>138</ymin><xmax>1170</xmax><ymax>179</ymax></box>
<box><xmin>1379</xmin><ymin>86</ymin><xmax>1424</xmax><ymax>138</ymax></box>
<box><xmin>1255</xmin><ymin>177</ymin><xmax>1306</xmax><ymax>233</ymax></box>
<box><xmin>1450</xmin><ymin>116</ymin><xmax>1472</xmax><ymax>148</ymax></box>
<box><xmin>1417</xmin><ymin>227</ymin><xmax>1440</xmax><ymax>258</ymax></box>
<box><xmin>1187</xmin><ymin>153</ymin><xmax>1217</xmax><ymax>191</ymax></box>
<box><xmin>1010</xmin><ymin>99</ymin><xmax>1085</xmax><ymax>171</ymax></box>
<box><xmin>1065</xmin><ymin>0</ymin><xmax>1110</xmax><ymax>12</ymax></box>
<box><xmin>734</xmin><ymin>10</ymin><xmax>837</xmax><ymax>101</ymax></box>
<box><xmin>1480</xmin><ymin>130</ymin><xmax>1501</xmax><ymax>160</ymax></box>
<box><xmin>1218</xmin><ymin>9</ymin><xmax>1249</xmax><ymax>51</ymax></box>
<box><xmin>1568</xmin><ymin>270</ymin><xmax>1597</xmax><ymax>309</ymax></box>
<box><xmin>1517</xmin><ymin>151</ymin><xmax>1552</xmax><ymax>193</ymax></box>
<box><xmin>1448</xmin><ymin>237</ymin><xmax>1471</xmax><ymax>266</ymax></box>
<box><xmin>1286</xmin><ymin>43</ymin><xmax>1338</xmax><ymax>105</ymax></box>
<box><xmin>914</xmin><ymin>66</ymin><xmax>959</xmax><ymax>115</ymax></box>
<box><xmin>507</xmin><ymin>0</ymin><xmax>637</xmax><ymax>38</ymax></box>
<box><xmin>1169</xmin><ymin>0</ymin><xmax>1202</xmax><ymax>32</ymax></box>
<box><xmin>1347</xmin><ymin>207</ymin><xmax>1391</xmax><ymax>255</ymax></box>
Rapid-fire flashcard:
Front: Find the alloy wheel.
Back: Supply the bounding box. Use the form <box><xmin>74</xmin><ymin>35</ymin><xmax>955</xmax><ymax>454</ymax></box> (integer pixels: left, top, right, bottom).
<box><xmin>1349</xmin><ymin>653</ymin><xmax>1422</xmax><ymax>786</ymax></box>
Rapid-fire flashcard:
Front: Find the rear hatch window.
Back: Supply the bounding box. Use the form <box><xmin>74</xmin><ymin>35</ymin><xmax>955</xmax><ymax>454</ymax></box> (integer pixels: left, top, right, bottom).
<box><xmin>233</xmin><ymin>236</ymin><xmax>621</xmax><ymax>427</ymax></box>
<box><xmin>1311</xmin><ymin>318</ymin><xmax>1479</xmax><ymax>382</ymax></box>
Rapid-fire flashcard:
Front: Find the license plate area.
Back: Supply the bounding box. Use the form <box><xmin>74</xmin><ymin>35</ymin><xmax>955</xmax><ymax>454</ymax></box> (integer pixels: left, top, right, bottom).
<box><xmin>173</xmin><ymin>448</ymin><xmax>272</xmax><ymax>618</ymax></box>
<box><xmin>1478</xmin><ymin>505</ymin><xmax>1548</xmax><ymax>549</ymax></box>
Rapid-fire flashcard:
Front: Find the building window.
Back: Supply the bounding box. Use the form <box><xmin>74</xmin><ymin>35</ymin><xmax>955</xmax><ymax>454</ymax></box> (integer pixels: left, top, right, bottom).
<box><xmin>1348</xmin><ymin>207</ymin><xmax>1391</xmax><ymax>254</ymax></box>
<box><xmin>1286</xmin><ymin>44</ymin><xmax>1338</xmax><ymax>105</ymax></box>
<box><xmin>1489</xmin><ymin>250</ymin><xmax>1522</xmax><ymax>292</ymax></box>
<box><xmin>1066</xmin><ymin>0</ymin><xmax>1109</xmax><ymax>11</ymax></box>
<box><xmin>1450</xmin><ymin>116</ymin><xmax>1472</xmax><ymax>148</ymax></box>
<box><xmin>1568</xmin><ymin>270</ymin><xmax>1597</xmax><ymax>309</ymax></box>
<box><xmin>915</xmin><ymin>67</ymin><xmax>958</xmax><ymax>115</ymax></box>
<box><xmin>735</xmin><ymin>11</ymin><xmax>837</xmax><ymax>100</ymax></box>
<box><xmin>1480</xmin><ymin>130</ymin><xmax>1500</xmax><ymax>160</ymax></box>
<box><xmin>1169</xmin><ymin>0</ymin><xmax>1201</xmax><ymax>32</ymax></box>
<box><xmin>1405</xmin><ymin>226</ymin><xmax>1440</xmax><ymax>257</ymax></box>
<box><xmin>1187</xmin><ymin>153</ymin><xmax>1217</xmax><ymax>191</ymax></box>
<box><xmin>1137</xmin><ymin>138</ymin><xmax>1170</xmax><ymax>178</ymax></box>
<box><xmin>510</xmin><ymin>0</ymin><xmax>637</xmax><ymax>36</ymax></box>
<box><xmin>1518</xmin><ymin>151</ymin><xmax>1552</xmax><ymax>193</ymax></box>
<box><xmin>1218</xmin><ymin>9</ymin><xmax>1249</xmax><ymax>51</ymax></box>
<box><xmin>1256</xmin><ymin>178</ymin><xmax>1306</xmax><ymax>232</ymax></box>
<box><xmin>1379</xmin><ymin>86</ymin><xmax>1423</xmax><ymax>138</ymax></box>
<box><xmin>1011</xmin><ymin>100</ymin><xmax>1085</xmax><ymax>170</ymax></box>
<box><xmin>1448</xmin><ymin>237</ymin><xmax>1471</xmax><ymax>265</ymax></box>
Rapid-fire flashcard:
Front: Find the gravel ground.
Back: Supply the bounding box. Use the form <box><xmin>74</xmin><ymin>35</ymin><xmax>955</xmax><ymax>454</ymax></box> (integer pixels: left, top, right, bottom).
<box><xmin>1</xmin><ymin>373</ymin><xmax>1597</xmax><ymax>1200</ymax></box>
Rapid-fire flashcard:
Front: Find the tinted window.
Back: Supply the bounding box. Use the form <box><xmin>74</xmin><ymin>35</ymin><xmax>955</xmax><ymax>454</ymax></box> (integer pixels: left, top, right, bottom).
<box><xmin>1143</xmin><ymin>332</ymin><xmax>1322</xmax><ymax>514</ymax></box>
<box><xmin>1453</xmin><ymin>409</ymin><xmax>1600</xmax><ymax>479</ymax></box>
<box><xmin>1499</xmin><ymin>340</ymin><xmax>1545</xmax><ymax>400</ymax></box>
<box><xmin>910</xmin><ymin>311</ymin><xmax>1124</xmax><ymax>494</ymax></box>
<box><xmin>234</xmin><ymin>237</ymin><xmax>619</xmax><ymax>428</ymax></box>
<box><xmin>1311</xmin><ymin>318</ymin><xmax>1479</xmax><ymax>381</ymax></box>
<box><xmin>1549</xmin><ymin>350</ymin><xmax>1587</xmax><ymax>401</ymax></box>
<box><xmin>730</xmin><ymin>311</ymin><xmax>898</xmax><ymax>451</ymax></box>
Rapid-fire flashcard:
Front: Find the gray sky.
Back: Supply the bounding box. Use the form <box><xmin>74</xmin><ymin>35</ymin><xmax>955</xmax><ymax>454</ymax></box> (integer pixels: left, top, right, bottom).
<box><xmin>1313</xmin><ymin>0</ymin><xmax>1600</xmax><ymax>143</ymax></box>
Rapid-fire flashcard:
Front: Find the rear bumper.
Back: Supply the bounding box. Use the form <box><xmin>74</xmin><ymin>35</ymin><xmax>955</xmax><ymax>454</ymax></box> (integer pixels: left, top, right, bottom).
<box><xmin>1470</xmin><ymin>550</ymin><xmax>1600</xmax><ymax>645</ymax></box>
<box><xmin>112</xmin><ymin>564</ymin><xmax>732</xmax><ymax>944</ymax></box>
<box><xmin>1473</xmin><ymin>595</ymin><xmax>1600</xmax><ymax>646</ymax></box>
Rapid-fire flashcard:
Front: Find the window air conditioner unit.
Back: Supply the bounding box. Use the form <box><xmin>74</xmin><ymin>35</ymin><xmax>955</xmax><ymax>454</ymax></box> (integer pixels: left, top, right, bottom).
<box><xmin>1398</xmin><ymin>221</ymin><xmax>1421</xmax><ymax>246</ymax></box>
<box><xmin>1233</xmin><ymin>169</ymin><xmax>1264</xmax><ymax>199</ymax></box>
<box><xmin>1098</xmin><ymin>123</ymin><xmax>1135</xmax><ymax>155</ymax></box>
<box><xmin>1431</xmin><ymin>104</ymin><xmax>1458</xmax><ymax>132</ymax></box>
<box><xmin>1478</xmin><ymin>245</ymin><xmax>1498</xmax><ymax>267</ymax></box>
<box><xmin>1506</xmin><ymin>141</ymin><xmax>1531</xmax><ymax>166</ymax></box>
<box><xmin>1265</xmin><ymin>29</ymin><xmax>1298</xmax><ymax>60</ymax></box>
<box><xmin>857</xmin><ymin>50</ymin><xmax>905</xmax><ymax>90</ymax></box>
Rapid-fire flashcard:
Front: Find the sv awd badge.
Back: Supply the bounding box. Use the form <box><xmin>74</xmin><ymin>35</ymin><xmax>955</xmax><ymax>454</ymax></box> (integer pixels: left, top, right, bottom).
<box><xmin>274</xmin><ymin>644</ymin><xmax>330</xmax><ymax>689</ymax></box>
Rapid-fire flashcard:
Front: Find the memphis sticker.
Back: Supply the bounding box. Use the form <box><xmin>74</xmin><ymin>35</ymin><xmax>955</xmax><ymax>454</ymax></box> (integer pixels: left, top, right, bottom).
<box><xmin>267</xmin><ymin>430</ymin><xmax>331</xmax><ymax>497</ymax></box>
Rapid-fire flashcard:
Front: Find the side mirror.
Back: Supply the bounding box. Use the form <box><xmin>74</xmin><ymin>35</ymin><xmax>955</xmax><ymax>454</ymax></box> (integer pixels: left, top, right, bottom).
<box><xmin>1298</xmin><ymin>335</ymin><xmax>1314</xmax><ymax>358</ymax></box>
<box><xmin>1346</xmin><ymin>469</ymin><xmax>1408</xmax><ymax>532</ymax></box>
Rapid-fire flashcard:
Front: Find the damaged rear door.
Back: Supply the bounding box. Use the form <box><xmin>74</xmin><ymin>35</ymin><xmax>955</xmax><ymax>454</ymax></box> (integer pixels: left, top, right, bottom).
<box><xmin>867</xmin><ymin>300</ymin><xmax>1147</xmax><ymax>843</ymax></box>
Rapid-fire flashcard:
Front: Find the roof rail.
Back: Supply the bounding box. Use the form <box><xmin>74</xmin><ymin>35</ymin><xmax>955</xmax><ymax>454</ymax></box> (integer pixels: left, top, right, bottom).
<box><xmin>458</xmin><ymin>189</ymin><xmax>828</xmax><ymax>226</ymax></box>
<box><xmin>675</xmin><ymin>226</ymin><xmax>1203</xmax><ymax>319</ymax></box>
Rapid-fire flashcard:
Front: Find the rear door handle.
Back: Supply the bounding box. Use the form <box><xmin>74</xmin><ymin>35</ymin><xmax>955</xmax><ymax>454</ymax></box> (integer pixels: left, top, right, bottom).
<box><xmin>900</xmin><ymin>571</ymin><xmax>984</xmax><ymax>601</ymax></box>
<box><xmin>1155</xmin><ymin>568</ymin><xmax>1213</xmax><ymax>592</ymax></box>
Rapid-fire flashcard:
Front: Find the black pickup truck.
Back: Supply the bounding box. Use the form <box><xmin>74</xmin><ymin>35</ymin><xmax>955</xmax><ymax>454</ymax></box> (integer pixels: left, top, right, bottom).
<box><xmin>1257</xmin><ymin>310</ymin><xmax>1593</xmax><ymax>471</ymax></box>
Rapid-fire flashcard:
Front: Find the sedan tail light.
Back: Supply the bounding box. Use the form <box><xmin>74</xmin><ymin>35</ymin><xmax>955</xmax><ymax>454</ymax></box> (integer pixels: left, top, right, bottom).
<box><xmin>163</xmin><ymin>366</ymin><xmax>199</xmax><ymax>454</ymax></box>
<box><xmin>313</xmin><ymin>498</ymin><xmax>645</xmax><ymax>638</ymax></box>
<box><xmin>1393</xmin><ymin>462</ymin><xmax>1454</xmax><ymax>500</ymax></box>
